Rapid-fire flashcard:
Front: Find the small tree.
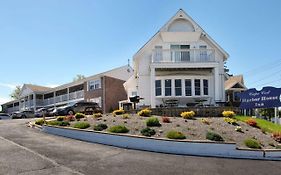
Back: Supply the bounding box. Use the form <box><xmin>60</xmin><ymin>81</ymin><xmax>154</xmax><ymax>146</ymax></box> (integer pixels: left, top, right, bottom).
<box><xmin>10</xmin><ymin>85</ymin><xmax>21</xmax><ymax>100</ymax></box>
<box><xmin>73</xmin><ymin>74</ymin><xmax>86</xmax><ymax>82</ymax></box>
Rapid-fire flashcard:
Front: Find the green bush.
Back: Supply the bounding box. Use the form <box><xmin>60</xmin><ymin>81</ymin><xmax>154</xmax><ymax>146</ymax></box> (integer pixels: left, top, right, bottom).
<box><xmin>166</xmin><ymin>130</ymin><xmax>186</xmax><ymax>139</ymax></box>
<box><xmin>47</xmin><ymin>120</ymin><xmax>70</xmax><ymax>126</ymax></box>
<box><xmin>73</xmin><ymin>122</ymin><xmax>90</xmax><ymax>129</ymax></box>
<box><xmin>146</xmin><ymin>117</ymin><xmax>161</xmax><ymax>127</ymax></box>
<box><xmin>93</xmin><ymin>123</ymin><xmax>108</xmax><ymax>131</ymax></box>
<box><xmin>244</xmin><ymin>138</ymin><xmax>261</xmax><ymax>149</ymax></box>
<box><xmin>35</xmin><ymin>119</ymin><xmax>45</xmax><ymax>125</ymax></box>
<box><xmin>56</xmin><ymin>116</ymin><xmax>65</xmax><ymax>121</ymax></box>
<box><xmin>108</xmin><ymin>125</ymin><xmax>129</xmax><ymax>133</ymax></box>
<box><xmin>206</xmin><ymin>131</ymin><xmax>224</xmax><ymax>141</ymax></box>
<box><xmin>75</xmin><ymin>113</ymin><xmax>86</xmax><ymax>120</ymax></box>
<box><xmin>141</xmin><ymin>127</ymin><xmax>156</xmax><ymax>137</ymax></box>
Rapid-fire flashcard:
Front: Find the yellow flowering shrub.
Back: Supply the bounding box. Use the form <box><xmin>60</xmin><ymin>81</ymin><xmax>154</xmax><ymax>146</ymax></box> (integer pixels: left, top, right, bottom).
<box><xmin>137</xmin><ymin>108</ymin><xmax>152</xmax><ymax>117</ymax></box>
<box><xmin>180</xmin><ymin>111</ymin><xmax>195</xmax><ymax>119</ymax></box>
<box><xmin>112</xmin><ymin>109</ymin><xmax>125</xmax><ymax>116</ymax></box>
<box><xmin>222</xmin><ymin>111</ymin><xmax>235</xmax><ymax>118</ymax></box>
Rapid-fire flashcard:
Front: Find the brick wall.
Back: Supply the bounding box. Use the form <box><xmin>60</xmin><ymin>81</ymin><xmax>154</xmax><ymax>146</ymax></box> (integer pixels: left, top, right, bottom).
<box><xmin>104</xmin><ymin>76</ymin><xmax>127</xmax><ymax>113</ymax></box>
<box><xmin>83</xmin><ymin>76</ymin><xmax>127</xmax><ymax>113</ymax></box>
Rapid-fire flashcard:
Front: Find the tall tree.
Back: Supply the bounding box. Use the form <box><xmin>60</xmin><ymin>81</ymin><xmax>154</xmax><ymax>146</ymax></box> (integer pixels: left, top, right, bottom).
<box><xmin>73</xmin><ymin>74</ymin><xmax>86</xmax><ymax>82</ymax></box>
<box><xmin>10</xmin><ymin>85</ymin><xmax>21</xmax><ymax>100</ymax></box>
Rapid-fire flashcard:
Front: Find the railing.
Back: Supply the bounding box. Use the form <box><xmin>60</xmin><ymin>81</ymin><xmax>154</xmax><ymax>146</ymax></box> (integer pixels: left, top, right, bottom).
<box><xmin>43</xmin><ymin>90</ymin><xmax>84</xmax><ymax>105</ymax></box>
<box><xmin>7</xmin><ymin>106</ymin><xmax>20</xmax><ymax>113</ymax></box>
<box><xmin>69</xmin><ymin>90</ymin><xmax>84</xmax><ymax>100</ymax></box>
<box><xmin>44</xmin><ymin>97</ymin><xmax>55</xmax><ymax>106</ymax></box>
<box><xmin>151</xmin><ymin>49</ymin><xmax>215</xmax><ymax>63</ymax></box>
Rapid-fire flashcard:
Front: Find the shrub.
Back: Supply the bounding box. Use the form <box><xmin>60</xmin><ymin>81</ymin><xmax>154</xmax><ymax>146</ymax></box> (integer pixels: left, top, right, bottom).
<box><xmin>73</xmin><ymin>122</ymin><xmax>90</xmax><ymax>129</ymax></box>
<box><xmin>108</xmin><ymin>125</ymin><xmax>129</xmax><ymax>133</ymax></box>
<box><xmin>180</xmin><ymin>111</ymin><xmax>195</xmax><ymax>119</ymax></box>
<box><xmin>122</xmin><ymin>114</ymin><xmax>130</xmax><ymax>119</ymax></box>
<box><xmin>75</xmin><ymin>113</ymin><xmax>86</xmax><ymax>120</ymax></box>
<box><xmin>35</xmin><ymin>119</ymin><xmax>45</xmax><ymax>125</ymax></box>
<box><xmin>64</xmin><ymin>115</ymin><xmax>75</xmax><ymax>121</ymax></box>
<box><xmin>235</xmin><ymin>126</ymin><xmax>243</xmax><ymax>132</ymax></box>
<box><xmin>141</xmin><ymin>127</ymin><xmax>156</xmax><ymax>137</ymax></box>
<box><xmin>206</xmin><ymin>131</ymin><xmax>224</xmax><ymax>141</ymax></box>
<box><xmin>162</xmin><ymin>116</ymin><xmax>170</xmax><ymax>123</ymax></box>
<box><xmin>244</xmin><ymin>138</ymin><xmax>261</xmax><ymax>149</ymax></box>
<box><xmin>93</xmin><ymin>113</ymin><xmax>103</xmax><ymax>118</ymax></box>
<box><xmin>146</xmin><ymin>117</ymin><xmax>161</xmax><ymax>127</ymax></box>
<box><xmin>47</xmin><ymin>120</ymin><xmax>70</xmax><ymax>126</ymax></box>
<box><xmin>224</xmin><ymin>117</ymin><xmax>238</xmax><ymax>125</ymax></box>
<box><xmin>166</xmin><ymin>130</ymin><xmax>186</xmax><ymax>139</ymax></box>
<box><xmin>137</xmin><ymin>108</ymin><xmax>152</xmax><ymax>117</ymax></box>
<box><xmin>201</xmin><ymin>118</ymin><xmax>210</xmax><ymax>125</ymax></box>
<box><xmin>93</xmin><ymin>123</ymin><xmax>108</xmax><ymax>131</ymax></box>
<box><xmin>246</xmin><ymin>118</ymin><xmax>257</xmax><ymax>127</ymax></box>
<box><xmin>112</xmin><ymin>109</ymin><xmax>125</xmax><ymax>116</ymax></box>
<box><xmin>272</xmin><ymin>132</ymin><xmax>281</xmax><ymax>143</ymax></box>
<box><xmin>56</xmin><ymin>116</ymin><xmax>65</xmax><ymax>121</ymax></box>
<box><xmin>222</xmin><ymin>110</ymin><xmax>235</xmax><ymax>118</ymax></box>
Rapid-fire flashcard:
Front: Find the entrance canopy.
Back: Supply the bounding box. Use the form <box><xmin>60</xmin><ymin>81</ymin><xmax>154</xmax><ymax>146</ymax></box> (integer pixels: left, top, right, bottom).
<box><xmin>238</xmin><ymin>86</ymin><xmax>281</xmax><ymax>109</ymax></box>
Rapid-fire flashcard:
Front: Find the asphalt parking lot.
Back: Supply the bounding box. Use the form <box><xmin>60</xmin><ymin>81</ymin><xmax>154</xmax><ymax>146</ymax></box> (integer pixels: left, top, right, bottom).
<box><xmin>0</xmin><ymin>119</ymin><xmax>280</xmax><ymax>175</ymax></box>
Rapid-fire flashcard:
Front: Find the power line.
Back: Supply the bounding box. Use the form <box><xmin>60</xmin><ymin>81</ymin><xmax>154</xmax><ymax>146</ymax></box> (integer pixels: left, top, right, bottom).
<box><xmin>242</xmin><ymin>59</ymin><xmax>281</xmax><ymax>76</ymax></box>
<box><xmin>249</xmin><ymin>69</ymin><xmax>281</xmax><ymax>85</ymax></box>
<box><xmin>254</xmin><ymin>77</ymin><xmax>281</xmax><ymax>87</ymax></box>
<box><xmin>244</xmin><ymin>61</ymin><xmax>281</xmax><ymax>78</ymax></box>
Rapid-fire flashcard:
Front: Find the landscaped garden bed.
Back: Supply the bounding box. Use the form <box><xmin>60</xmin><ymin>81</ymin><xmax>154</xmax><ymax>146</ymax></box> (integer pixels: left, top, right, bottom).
<box><xmin>36</xmin><ymin>110</ymin><xmax>281</xmax><ymax>150</ymax></box>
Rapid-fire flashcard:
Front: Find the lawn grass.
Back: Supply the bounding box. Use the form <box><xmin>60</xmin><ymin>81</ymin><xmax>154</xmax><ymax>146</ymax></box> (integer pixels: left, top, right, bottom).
<box><xmin>234</xmin><ymin>116</ymin><xmax>281</xmax><ymax>133</ymax></box>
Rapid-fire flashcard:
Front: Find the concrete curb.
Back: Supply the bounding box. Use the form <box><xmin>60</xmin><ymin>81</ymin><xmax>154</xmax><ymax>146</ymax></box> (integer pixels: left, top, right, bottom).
<box><xmin>42</xmin><ymin>125</ymin><xmax>281</xmax><ymax>161</ymax></box>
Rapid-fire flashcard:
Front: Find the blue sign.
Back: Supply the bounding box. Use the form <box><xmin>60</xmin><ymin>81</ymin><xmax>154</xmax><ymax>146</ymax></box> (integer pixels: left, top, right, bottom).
<box><xmin>238</xmin><ymin>86</ymin><xmax>281</xmax><ymax>109</ymax></box>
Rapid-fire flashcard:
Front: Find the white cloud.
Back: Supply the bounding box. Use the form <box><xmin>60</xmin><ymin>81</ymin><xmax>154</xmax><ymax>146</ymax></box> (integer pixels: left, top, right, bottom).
<box><xmin>0</xmin><ymin>97</ymin><xmax>11</xmax><ymax>105</ymax></box>
<box><xmin>0</xmin><ymin>83</ymin><xmax>18</xmax><ymax>90</ymax></box>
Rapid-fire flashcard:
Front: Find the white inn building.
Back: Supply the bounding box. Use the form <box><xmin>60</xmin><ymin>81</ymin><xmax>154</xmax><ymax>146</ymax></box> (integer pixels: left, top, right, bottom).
<box><xmin>124</xmin><ymin>9</ymin><xmax>229</xmax><ymax>108</ymax></box>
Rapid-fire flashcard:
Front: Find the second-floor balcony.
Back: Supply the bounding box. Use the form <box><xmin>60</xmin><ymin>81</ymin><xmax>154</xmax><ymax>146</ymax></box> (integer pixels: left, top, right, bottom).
<box><xmin>44</xmin><ymin>90</ymin><xmax>84</xmax><ymax>106</ymax></box>
<box><xmin>151</xmin><ymin>49</ymin><xmax>215</xmax><ymax>63</ymax></box>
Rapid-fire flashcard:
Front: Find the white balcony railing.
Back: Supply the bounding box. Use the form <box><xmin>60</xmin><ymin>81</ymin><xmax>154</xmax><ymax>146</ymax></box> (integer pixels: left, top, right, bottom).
<box><xmin>43</xmin><ymin>90</ymin><xmax>84</xmax><ymax>105</ymax></box>
<box><xmin>151</xmin><ymin>49</ymin><xmax>215</xmax><ymax>63</ymax></box>
<box><xmin>69</xmin><ymin>90</ymin><xmax>84</xmax><ymax>100</ymax></box>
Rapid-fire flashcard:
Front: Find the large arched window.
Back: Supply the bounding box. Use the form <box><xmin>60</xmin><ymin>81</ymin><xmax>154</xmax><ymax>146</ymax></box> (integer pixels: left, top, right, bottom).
<box><xmin>168</xmin><ymin>19</ymin><xmax>195</xmax><ymax>32</ymax></box>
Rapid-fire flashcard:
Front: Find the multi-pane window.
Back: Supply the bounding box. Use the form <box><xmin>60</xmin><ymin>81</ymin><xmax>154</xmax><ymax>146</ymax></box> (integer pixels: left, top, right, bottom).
<box><xmin>203</xmin><ymin>79</ymin><xmax>208</xmax><ymax>95</ymax></box>
<box><xmin>194</xmin><ymin>79</ymin><xmax>201</xmax><ymax>96</ymax></box>
<box><xmin>175</xmin><ymin>79</ymin><xmax>182</xmax><ymax>96</ymax></box>
<box><xmin>155</xmin><ymin>80</ymin><xmax>162</xmax><ymax>96</ymax></box>
<box><xmin>165</xmin><ymin>79</ymin><xmax>172</xmax><ymax>96</ymax></box>
<box><xmin>185</xmin><ymin>79</ymin><xmax>192</xmax><ymax>96</ymax></box>
<box><xmin>89</xmin><ymin>79</ymin><xmax>101</xmax><ymax>91</ymax></box>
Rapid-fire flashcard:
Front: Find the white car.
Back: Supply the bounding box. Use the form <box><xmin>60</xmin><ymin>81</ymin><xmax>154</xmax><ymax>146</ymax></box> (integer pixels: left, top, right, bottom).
<box><xmin>0</xmin><ymin>113</ymin><xmax>11</xmax><ymax>120</ymax></box>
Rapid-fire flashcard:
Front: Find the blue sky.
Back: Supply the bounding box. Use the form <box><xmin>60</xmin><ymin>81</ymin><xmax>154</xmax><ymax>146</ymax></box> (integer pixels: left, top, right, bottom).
<box><xmin>0</xmin><ymin>0</ymin><xmax>281</xmax><ymax>105</ymax></box>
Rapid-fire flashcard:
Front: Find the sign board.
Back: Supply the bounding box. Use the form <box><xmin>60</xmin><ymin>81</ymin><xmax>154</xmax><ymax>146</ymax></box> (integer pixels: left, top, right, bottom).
<box><xmin>238</xmin><ymin>86</ymin><xmax>281</xmax><ymax>109</ymax></box>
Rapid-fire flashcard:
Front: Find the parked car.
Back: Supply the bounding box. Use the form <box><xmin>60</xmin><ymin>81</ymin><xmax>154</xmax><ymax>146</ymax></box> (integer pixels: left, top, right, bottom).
<box><xmin>35</xmin><ymin>108</ymin><xmax>47</xmax><ymax>117</ymax></box>
<box><xmin>0</xmin><ymin>113</ymin><xmax>11</xmax><ymax>120</ymax></box>
<box><xmin>11</xmin><ymin>112</ymin><xmax>21</xmax><ymax>119</ymax></box>
<box><xmin>55</xmin><ymin>101</ymin><xmax>102</xmax><ymax>116</ymax></box>
<box><xmin>18</xmin><ymin>110</ymin><xmax>35</xmax><ymax>118</ymax></box>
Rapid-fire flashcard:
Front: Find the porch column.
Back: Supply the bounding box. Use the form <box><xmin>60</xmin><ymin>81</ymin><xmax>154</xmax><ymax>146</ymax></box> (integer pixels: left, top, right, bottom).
<box><xmin>214</xmin><ymin>67</ymin><xmax>220</xmax><ymax>101</ymax></box>
<box><xmin>53</xmin><ymin>92</ymin><xmax>56</xmax><ymax>107</ymax></box>
<box><xmin>67</xmin><ymin>88</ymin><xmax>70</xmax><ymax>101</ymax></box>
<box><xmin>150</xmin><ymin>67</ymin><xmax>156</xmax><ymax>108</ymax></box>
<box><xmin>33</xmin><ymin>93</ymin><xmax>36</xmax><ymax>112</ymax></box>
<box><xmin>28</xmin><ymin>96</ymin><xmax>30</xmax><ymax>110</ymax></box>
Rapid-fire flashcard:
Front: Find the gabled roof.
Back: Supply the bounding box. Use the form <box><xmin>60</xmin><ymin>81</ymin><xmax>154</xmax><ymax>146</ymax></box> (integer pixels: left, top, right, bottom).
<box><xmin>134</xmin><ymin>9</ymin><xmax>229</xmax><ymax>60</ymax></box>
<box><xmin>225</xmin><ymin>75</ymin><xmax>247</xmax><ymax>90</ymax></box>
<box><xmin>25</xmin><ymin>84</ymin><xmax>52</xmax><ymax>92</ymax></box>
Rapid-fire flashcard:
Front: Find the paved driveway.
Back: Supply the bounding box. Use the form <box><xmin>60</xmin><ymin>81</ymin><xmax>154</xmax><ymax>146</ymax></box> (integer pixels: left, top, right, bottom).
<box><xmin>0</xmin><ymin>119</ymin><xmax>280</xmax><ymax>175</ymax></box>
